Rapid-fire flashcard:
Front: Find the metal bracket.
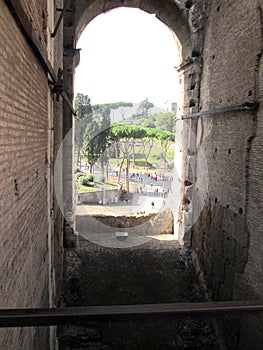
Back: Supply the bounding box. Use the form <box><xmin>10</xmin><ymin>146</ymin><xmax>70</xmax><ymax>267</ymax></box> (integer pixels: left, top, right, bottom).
<box><xmin>52</xmin><ymin>68</ymin><xmax>63</xmax><ymax>101</ymax></box>
<box><xmin>4</xmin><ymin>1</ymin><xmax>76</xmax><ymax>114</ymax></box>
<box><xmin>51</xmin><ymin>0</ymin><xmax>70</xmax><ymax>38</ymax></box>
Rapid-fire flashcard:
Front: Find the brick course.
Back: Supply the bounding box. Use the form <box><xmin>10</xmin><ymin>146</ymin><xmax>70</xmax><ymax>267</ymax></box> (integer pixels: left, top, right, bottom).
<box><xmin>1</xmin><ymin>0</ymin><xmax>263</xmax><ymax>348</ymax></box>
<box><xmin>0</xmin><ymin>1</ymin><xmax>59</xmax><ymax>348</ymax></box>
<box><xmin>191</xmin><ymin>0</ymin><xmax>263</xmax><ymax>346</ymax></box>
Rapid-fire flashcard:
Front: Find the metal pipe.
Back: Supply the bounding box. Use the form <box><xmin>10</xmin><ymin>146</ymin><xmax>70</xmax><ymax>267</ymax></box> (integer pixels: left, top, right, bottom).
<box><xmin>181</xmin><ymin>102</ymin><xmax>259</xmax><ymax>120</ymax></box>
<box><xmin>51</xmin><ymin>0</ymin><xmax>70</xmax><ymax>38</ymax></box>
<box><xmin>4</xmin><ymin>0</ymin><xmax>76</xmax><ymax>115</ymax></box>
<box><xmin>0</xmin><ymin>300</ymin><xmax>262</xmax><ymax>328</ymax></box>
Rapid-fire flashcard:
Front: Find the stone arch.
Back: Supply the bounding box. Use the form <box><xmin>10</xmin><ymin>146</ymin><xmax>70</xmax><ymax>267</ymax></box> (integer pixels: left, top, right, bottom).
<box><xmin>62</xmin><ymin>0</ymin><xmax>207</xmax><ymax>246</ymax></box>
<box><xmin>73</xmin><ymin>0</ymin><xmax>192</xmax><ymax>60</ymax></box>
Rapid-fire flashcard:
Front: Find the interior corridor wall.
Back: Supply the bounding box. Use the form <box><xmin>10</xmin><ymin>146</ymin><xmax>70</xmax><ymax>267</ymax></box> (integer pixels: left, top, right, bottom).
<box><xmin>191</xmin><ymin>0</ymin><xmax>263</xmax><ymax>347</ymax></box>
<box><xmin>0</xmin><ymin>0</ymin><xmax>64</xmax><ymax>348</ymax></box>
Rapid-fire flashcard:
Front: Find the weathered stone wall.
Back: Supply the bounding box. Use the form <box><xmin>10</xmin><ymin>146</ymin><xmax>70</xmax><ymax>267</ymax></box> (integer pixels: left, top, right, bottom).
<box><xmin>48</xmin><ymin>0</ymin><xmax>65</xmax><ymax>311</ymax></box>
<box><xmin>76</xmin><ymin>211</ymin><xmax>174</xmax><ymax>246</ymax></box>
<box><xmin>191</xmin><ymin>0</ymin><xmax>263</xmax><ymax>347</ymax></box>
<box><xmin>63</xmin><ymin>0</ymin><xmax>206</xmax><ymax>246</ymax></box>
<box><xmin>78</xmin><ymin>187</ymin><xmax>122</xmax><ymax>204</ymax></box>
<box><xmin>0</xmin><ymin>0</ymin><xmax>64</xmax><ymax>348</ymax></box>
<box><xmin>1</xmin><ymin>0</ymin><xmax>263</xmax><ymax>348</ymax></box>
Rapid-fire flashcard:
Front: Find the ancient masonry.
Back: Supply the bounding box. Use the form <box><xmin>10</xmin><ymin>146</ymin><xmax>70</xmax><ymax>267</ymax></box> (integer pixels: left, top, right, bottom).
<box><xmin>0</xmin><ymin>0</ymin><xmax>263</xmax><ymax>349</ymax></box>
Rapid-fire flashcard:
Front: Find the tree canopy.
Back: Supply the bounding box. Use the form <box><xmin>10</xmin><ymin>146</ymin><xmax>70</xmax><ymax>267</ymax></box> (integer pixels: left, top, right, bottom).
<box><xmin>93</xmin><ymin>102</ymin><xmax>133</xmax><ymax>112</ymax></box>
<box><xmin>137</xmin><ymin>98</ymin><xmax>154</xmax><ymax>116</ymax></box>
<box><xmin>74</xmin><ymin>94</ymin><xmax>176</xmax><ymax>177</ymax></box>
<box><xmin>74</xmin><ymin>93</ymin><xmax>93</xmax><ymax>167</ymax></box>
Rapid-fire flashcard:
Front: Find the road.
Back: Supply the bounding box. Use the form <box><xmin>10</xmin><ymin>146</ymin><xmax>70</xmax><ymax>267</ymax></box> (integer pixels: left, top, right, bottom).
<box><xmin>77</xmin><ymin>177</ymin><xmax>175</xmax><ymax>217</ymax></box>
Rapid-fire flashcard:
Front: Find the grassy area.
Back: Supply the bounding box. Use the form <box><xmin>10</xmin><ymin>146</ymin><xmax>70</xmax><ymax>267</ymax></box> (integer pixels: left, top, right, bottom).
<box><xmin>76</xmin><ymin>172</ymin><xmax>118</xmax><ymax>193</ymax></box>
<box><xmin>134</xmin><ymin>160</ymin><xmax>154</xmax><ymax>168</ymax></box>
<box><xmin>166</xmin><ymin>148</ymin><xmax>174</xmax><ymax>159</ymax></box>
<box><xmin>107</xmin><ymin>144</ymin><xmax>174</xmax><ymax>170</ymax></box>
<box><xmin>77</xmin><ymin>181</ymin><xmax>118</xmax><ymax>193</ymax></box>
<box><xmin>78</xmin><ymin>182</ymin><xmax>118</xmax><ymax>193</ymax></box>
<box><xmin>75</xmin><ymin>143</ymin><xmax>175</xmax><ymax>187</ymax></box>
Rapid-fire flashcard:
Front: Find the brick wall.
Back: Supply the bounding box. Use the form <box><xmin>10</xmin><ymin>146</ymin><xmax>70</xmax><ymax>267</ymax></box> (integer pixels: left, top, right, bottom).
<box><xmin>19</xmin><ymin>0</ymin><xmax>48</xmax><ymax>46</ymax></box>
<box><xmin>0</xmin><ymin>1</ymin><xmax>63</xmax><ymax>348</ymax></box>
<box><xmin>1</xmin><ymin>0</ymin><xmax>263</xmax><ymax>347</ymax></box>
<box><xmin>191</xmin><ymin>0</ymin><xmax>263</xmax><ymax>347</ymax></box>
<box><xmin>48</xmin><ymin>0</ymin><xmax>65</xmax><ymax>310</ymax></box>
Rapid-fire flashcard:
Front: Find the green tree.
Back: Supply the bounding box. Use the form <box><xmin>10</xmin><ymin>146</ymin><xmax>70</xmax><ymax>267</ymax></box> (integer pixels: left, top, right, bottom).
<box><xmin>83</xmin><ymin>109</ymin><xmax>111</xmax><ymax>174</ymax></box>
<box><xmin>109</xmin><ymin>125</ymin><xmax>146</xmax><ymax>194</ymax></box>
<box><xmin>93</xmin><ymin>102</ymin><xmax>133</xmax><ymax>111</ymax></box>
<box><xmin>156</xmin><ymin>130</ymin><xmax>175</xmax><ymax>170</ymax></box>
<box><xmin>138</xmin><ymin>98</ymin><xmax>154</xmax><ymax>116</ymax></box>
<box><xmin>156</xmin><ymin>112</ymin><xmax>176</xmax><ymax>133</ymax></box>
<box><xmin>143</xmin><ymin>128</ymin><xmax>159</xmax><ymax>169</ymax></box>
<box><xmin>93</xmin><ymin>101</ymin><xmax>133</xmax><ymax>121</ymax></box>
<box><xmin>74</xmin><ymin>93</ymin><xmax>92</xmax><ymax>169</ymax></box>
<box><xmin>82</xmin><ymin>120</ymin><xmax>101</xmax><ymax>173</ymax></box>
<box><xmin>98</xmin><ymin>107</ymin><xmax>111</xmax><ymax>178</ymax></box>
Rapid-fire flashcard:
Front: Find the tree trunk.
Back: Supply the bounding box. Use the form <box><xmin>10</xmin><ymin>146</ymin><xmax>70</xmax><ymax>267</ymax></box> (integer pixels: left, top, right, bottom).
<box><xmin>115</xmin><ymin>141</ymin><xmax>119</xmax><ymax>167</ymax></box>
<box><xmin>145</xmin><ymin>142</ymin><xmax>153</xmax><ymax>170</ymax></box>
<box><xmin>77</xmin><ymin>148</ymin><xmax>81</xmax><ymax>169</ymax></box>
<box><xmin>163</xmin><ymin>147</ymin><xmax>168</xmax><ymax>171</ymax></box>
<box><xmin>106</xmin><ymin>162</ymin><xmax>109</xmax><ymax>180</ymax></box>
<box><xmin>132</xmin><ymin>140</ymin><xmax>136</xmax><ymax>168</ymax></box>
<box><xmin>117</xmin><ymin>157</ymin><xmax>125</xmax><ymax>184</ymax></box>
<box><xmin>126</xmin><ymin>156</ymin><xmax>130</xmax><ymax>195</ymax></box>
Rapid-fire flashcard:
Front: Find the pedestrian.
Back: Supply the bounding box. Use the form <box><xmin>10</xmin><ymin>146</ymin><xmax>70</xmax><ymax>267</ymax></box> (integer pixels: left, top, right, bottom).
<box><xmin>151</xmin><ymin>201</ymin><xmax>155</xmax><ymax>209</ymax></box>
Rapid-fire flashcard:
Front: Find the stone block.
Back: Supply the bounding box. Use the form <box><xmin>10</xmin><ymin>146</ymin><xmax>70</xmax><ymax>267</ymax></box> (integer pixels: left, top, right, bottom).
<box><xmin>223</xmin><ymin>232</ymin><xmax>237</xmax><ymax>266</ymax></box>
<box><xmin>212</xmin><ymin>254</ymin><xmax>225</xmax><ymax>282</ymax></box>
<box><xmin>224</xmin><ymin>263</ymin><xmax>235</xmax><ymax>294</ymax></box>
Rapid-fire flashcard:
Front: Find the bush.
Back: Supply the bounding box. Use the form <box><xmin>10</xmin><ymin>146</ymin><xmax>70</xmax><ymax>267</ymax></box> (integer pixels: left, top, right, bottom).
<box><xmin>74</xmin><ymin>167</ymin><xmax>81</xmax><ymax>173</ymax></box>
<box><xmin>80</xmin><ymin>176</ymin><xmax>94</xmax><ymax>186</ymax></box>
<box><xmin>86</xmin><ymin>174</ymin><xmax>94</xmax><ymax>182</ymax></box>
<box><xmin>167</xmin><ymin>163</ymin><xmax>174</xmax><ymax>170</ymax></box>
<box><xmin>98</xmin><ymin>175</ymin><xmax>105</xmax><ymax>183</ymax></box>
<box><xmin>75</xmin><ymin>172</ymin><xmax>84</xmax><ymax>180</ymax></box>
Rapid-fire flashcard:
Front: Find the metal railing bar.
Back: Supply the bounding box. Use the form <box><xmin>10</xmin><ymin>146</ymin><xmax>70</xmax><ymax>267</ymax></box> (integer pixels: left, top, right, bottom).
<box><xmin>180</xmin><ymin>102</ymin><xmax>259</xmax><ymax>120</ymax></box>
<box><xmin>0</xmin><ymin>300</ymin><xmax>262</xmax><ymax>328</ymax></box>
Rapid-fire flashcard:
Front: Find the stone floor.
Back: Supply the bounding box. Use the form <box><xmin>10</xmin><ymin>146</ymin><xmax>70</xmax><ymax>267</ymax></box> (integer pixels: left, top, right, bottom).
<box><xmin>58</xmin><ymin>237</ymin><xmax>223</xmax><ymax>349</ymax></box>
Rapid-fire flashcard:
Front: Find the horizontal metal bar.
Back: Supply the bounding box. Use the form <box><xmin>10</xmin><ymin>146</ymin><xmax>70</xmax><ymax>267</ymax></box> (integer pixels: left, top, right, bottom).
<box><xmin>0</xmin><ymin>300</ymin><xmax>262</xmax><ymax>328</ymax></box>
<box><xmin>4</xmin><ymin>0</ymin><xmax>76</xmax><ymax>115</ymax></box>
<box><xmin>181</xmin><ymin>102</ymin><xmax>259</xmax><ymax>120</ymax></box>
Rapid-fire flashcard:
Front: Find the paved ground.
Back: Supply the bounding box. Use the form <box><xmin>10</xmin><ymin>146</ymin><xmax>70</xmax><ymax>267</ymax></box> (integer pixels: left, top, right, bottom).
<box><xmin>59</xmin><ymin>239</ymin><xmax>222</xmax><ymax>349</ymax></box>
<box><xmin>76</xmin><ymin>173</ymin><xmax>179</xmax><ymax>246</ymax></box>
<box><xmin>77</xmin><ymin>167</ymin><xmax>178</xmax><ymax>214</ymax></box>
<box><xmin>77</xmin><ymin>178</ymin><xmax>176</xmax><ymax>217</ymax></box>
<box><xmin>76</xmin><ymin>194</ymin><xmax>165</xmax><ymax>216</ymax></box>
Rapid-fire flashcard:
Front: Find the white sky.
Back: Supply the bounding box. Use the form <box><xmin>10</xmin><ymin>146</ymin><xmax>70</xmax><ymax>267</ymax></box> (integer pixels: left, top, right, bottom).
<box><xmin>74</xmin><ymin>7</ymin><xmax>180</xmax><ymax>109</ymax></box>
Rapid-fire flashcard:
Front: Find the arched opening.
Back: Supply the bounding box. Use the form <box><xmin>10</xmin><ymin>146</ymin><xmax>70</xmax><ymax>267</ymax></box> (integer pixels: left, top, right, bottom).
<box><xmin>62</xmin><ymin>1</ymin><xmax>195</xmax><ymax>247</ymax></box>
<box><xmin>59</xmin><ymin>3</ymin><xmax>221</xmax><ymax>348</ymax></box>
<box><xmin>74</xmin><ymin>7</ymin><xmax>180</xmax><ymax>108</ymax></box>
<box><xmin>73</xmin><ymin>8</ymin><xmax>181</xmax><ymax>244</ymax></box>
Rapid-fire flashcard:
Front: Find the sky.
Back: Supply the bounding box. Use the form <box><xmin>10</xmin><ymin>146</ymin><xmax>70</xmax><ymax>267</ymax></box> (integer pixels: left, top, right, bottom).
<box><xmin>74</xmin><ymin>7</ymin><xmax>180</xmax><ymax>109</ymax></box>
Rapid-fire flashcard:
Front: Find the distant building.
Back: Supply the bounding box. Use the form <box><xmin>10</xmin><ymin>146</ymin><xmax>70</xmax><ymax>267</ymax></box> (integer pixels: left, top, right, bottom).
<box><xmin>164</xmin><ymin>100</ymin><xmax>177</xmax><ymax>113</ymax></box>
